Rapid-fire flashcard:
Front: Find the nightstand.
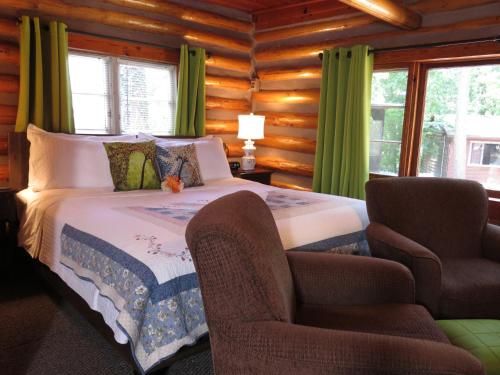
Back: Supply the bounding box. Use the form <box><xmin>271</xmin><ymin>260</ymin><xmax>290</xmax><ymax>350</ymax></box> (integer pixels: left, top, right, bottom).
<box><xmin>232</xmin><ymin>168</ymin><xmax>274</xmax><ymax>185</ymax></box>
<box><xmin>0</xmin><ymin>188</ymin><xmax>17</xmax><ymax>270</ymax></box>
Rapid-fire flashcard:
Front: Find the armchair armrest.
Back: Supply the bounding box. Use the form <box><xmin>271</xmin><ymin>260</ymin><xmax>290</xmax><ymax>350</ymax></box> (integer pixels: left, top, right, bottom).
<box><xmin>215</xmin><ymin>321</ymin><xmax>483</xmax><ymax>375</ymax></box>
<box><xmin>286</xmin><ymin>251</ymin><xmax>414</xmax><ymax>306</ymax></box>
<box><xmin>483</xmin><ymin>223</ymin><xmax>500</xmax><ymax>263</ymax></box>
<box><xmin>366</xmin><ymin>222</ymin><xmax>442</xmax><ymax>316</ymax></box>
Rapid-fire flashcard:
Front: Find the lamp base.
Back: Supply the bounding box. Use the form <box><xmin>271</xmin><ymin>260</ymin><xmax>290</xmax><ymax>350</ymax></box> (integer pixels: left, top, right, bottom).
<box><xmin>241</xmin><ymin>155</ymin><xmax>256</xmax><ymax>171</ymax></box>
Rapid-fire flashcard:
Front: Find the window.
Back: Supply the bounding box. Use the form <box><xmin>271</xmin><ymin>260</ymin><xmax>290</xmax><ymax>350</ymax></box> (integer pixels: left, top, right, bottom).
<box><xmin>469</xmin><ymin>142</ymin><xmax>500</xmax><ymax>167</ymax></box>
<box><xmin>69</xmin><ymin>52</ymin><xmax>177</xmax><ymax>135</ymax></box>
<box><xmin>417</xmin><ymin>64</ymin><xmax>500</xmax><ymax>190</ymax></box>
<box><xmin>369</xmin><ymin>70</ymin><xmax>409</xmax><ymax>175</ymax></box>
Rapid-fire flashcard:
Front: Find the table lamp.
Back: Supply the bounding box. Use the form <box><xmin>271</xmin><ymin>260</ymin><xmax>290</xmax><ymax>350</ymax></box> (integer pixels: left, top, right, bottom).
<box><xmin>238</xmin><ymin>113</ymin><xmax>265</xmax><ymax>171</ymax></box>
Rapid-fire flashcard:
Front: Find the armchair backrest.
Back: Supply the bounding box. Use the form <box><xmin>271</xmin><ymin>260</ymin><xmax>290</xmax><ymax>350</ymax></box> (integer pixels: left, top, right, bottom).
<box><xmin>366</xmin><ymin>177</ymin><xmax>488</xmax><ymax>258</ymax></box>
<box><xmin>186</xmin><ymin>190</ymin><xmax>295</xmax><ymax>326</ymax></box>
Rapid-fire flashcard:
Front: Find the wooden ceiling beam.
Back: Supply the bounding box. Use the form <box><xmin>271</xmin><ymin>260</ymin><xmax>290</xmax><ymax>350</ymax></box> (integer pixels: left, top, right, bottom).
<box><xmin>0</xmin><ymin>0</ymin><xmax>251</xmax><ymax>53</ymax></box>
<box><xmin>338</xmin><ymin>0</ymin><xmax>422</xmax><ymax>30</ymax></box>
<box><xmin>410</xmin><ymin>0</ymin><xmax>498</xmax><ymax>14</ymax></box>
<box><xmin>102</xmin><ymin>0</ymin><xmax>252</xmax><ymax>33</ymax></box>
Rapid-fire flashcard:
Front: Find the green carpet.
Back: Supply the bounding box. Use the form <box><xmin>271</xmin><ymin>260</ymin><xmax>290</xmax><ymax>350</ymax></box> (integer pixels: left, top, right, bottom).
<box><xmin>438</xmin><ymin>319</ymin><xmax>500</xmax><ymax>375</ymax></box>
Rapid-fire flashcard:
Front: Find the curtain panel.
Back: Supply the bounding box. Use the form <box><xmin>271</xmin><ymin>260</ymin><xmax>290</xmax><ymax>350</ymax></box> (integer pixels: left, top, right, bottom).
<box><xmin>313</xmin><ymin>45</ymin><xmax>373</xmax><ymax>200</ymax></box>
<box><xmin>15</xmin><ymin>16</ymin><xmax>74</xmax><ymax>133</ymax></box>
<box><xmin>174</xmin><ymin>45</ymin><xmax>206</xmax><ymax>137</ymax></box>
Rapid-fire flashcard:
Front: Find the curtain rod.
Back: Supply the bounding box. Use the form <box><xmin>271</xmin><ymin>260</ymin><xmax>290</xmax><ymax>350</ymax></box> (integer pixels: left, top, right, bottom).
<box><xmin>318</xmin><ymin>36</ymin><xmax>500</xmax><ymax>60</ymax></box>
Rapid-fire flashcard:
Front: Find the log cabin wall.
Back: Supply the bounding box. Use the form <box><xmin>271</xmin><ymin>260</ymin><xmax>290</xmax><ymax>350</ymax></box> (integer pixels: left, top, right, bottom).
<box><xmin>0</xmin><ymin>0</ymin><xmax>253</xmax><ymax>187</ymax></box>
<box><xmin>251</xmin><ymin>0</ymin><xmax>500</xmax><ymax>191</ymax></box>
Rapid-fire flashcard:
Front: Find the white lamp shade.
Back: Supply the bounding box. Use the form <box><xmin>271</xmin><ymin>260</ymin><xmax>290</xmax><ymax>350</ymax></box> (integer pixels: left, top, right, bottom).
<box><xmin>238</xmin><ymin>114</ymin><xmax>265</xmax><ymax>140</ymax></box>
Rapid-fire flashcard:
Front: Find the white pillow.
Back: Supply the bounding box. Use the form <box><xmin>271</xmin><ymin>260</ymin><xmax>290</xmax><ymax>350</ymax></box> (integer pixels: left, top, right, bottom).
<box><xmin>140</xmin><ymin>133</ymin><xmax>232</xmax><ymax>181</ymax></box>
<box><xmin>27</xmin><ymin>125</ymin><xmax>140</xmax><ymax>191</ymax></box>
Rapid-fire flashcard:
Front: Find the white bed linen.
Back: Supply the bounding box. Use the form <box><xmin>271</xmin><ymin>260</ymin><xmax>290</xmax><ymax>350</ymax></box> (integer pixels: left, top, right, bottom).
<box><xmin>17</xmin><ymin>178</ymin><xmax>368</xmax><ymax>363</ymax></box>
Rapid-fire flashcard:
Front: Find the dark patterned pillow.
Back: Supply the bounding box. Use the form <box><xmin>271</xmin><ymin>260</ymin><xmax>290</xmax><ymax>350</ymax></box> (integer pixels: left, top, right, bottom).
<box><xmin>156</xmin><ymin>144</ymin><xmax>203</xmax><ymax>188</ymax></box>
<box><xmin>103</xmin><ymin>141</ymin><xmax>160</xmax><ymax>191</ymax></box>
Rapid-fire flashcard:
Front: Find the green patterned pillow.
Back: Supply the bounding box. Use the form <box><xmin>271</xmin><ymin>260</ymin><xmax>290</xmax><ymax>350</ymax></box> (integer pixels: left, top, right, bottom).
<box><xmin>156</xmin><ymin>144</ymin><xmax>203</xmax><ymax>188</ymax></box>
<box><xmin>104</xmin><ymin>141</ymin><xmax>160</xmax><ymax>191</ymax></box>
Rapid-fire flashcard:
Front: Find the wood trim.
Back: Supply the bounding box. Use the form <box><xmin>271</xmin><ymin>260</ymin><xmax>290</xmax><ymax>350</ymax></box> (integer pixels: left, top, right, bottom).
<box><xmin>205</xmin><ymin>75</ymin><xmax>250</xmax><ymax>90</ymax></box>
<box><xmin>68</xmin><ymin>33</ymin><xmax>179</xmax><ymax>64</ymax></box>
<box><xmin>206</xmin><ymin>96</ymin><xmax>250</xmax><ymax>111</ymax></box>
<box><xmin>255</xmin><ymin>15</ymin><xmax>375</xmax><ymax>43</ymax></box>
<box><xmin>102</xmin><ymin>0</ymin><xmax>252</xmax><ymax>33</ymax></box>
<box><xmin>0</xmin><ymin>75</ymin><xmax>19</xmax><ymax>94</ymax></box>
<box><xmin>256</xmin><ymin>157</ymin><xmax>314</xmax><ymax>177</ymax></box>
<box><xmin>1</xmin><ymin>0</ymin><xmax>251</xmax><ymax>53</ymax></box>
<box><xmin>255</xmin><ymin>16</ymin><xmax>500</xmax><ymax>62</ymax></box>
<box><xmin>398</xmin><ymin>62</ymin><xmax>420</xmax><ymax>176</ymax></box>
<box><xmin>257</xmin><ymin>112</ymin><xmax>318</xmax><ymax>129</ymax></box>
<box><xmin>271</xmin><ymin>181</ymin><xmax>312</xmax><ymax>191</ymax></box>
<box><xmin>487</xmin><ymin>190</ymin><xmax>500</xmax><ymax>200</ymax></box>
<box><xmin>253</xmin><ymin>89</ymin><xmax>320</xmax><ymax>104</ymax></box>
<box><xmin>258</xmin><ymin>66</ymin><xmax>322</xmax><ymax>81</ymax></box>
<box><xmin>408</xmin><ymin>64</ymin><xmax>429</xmax><ymax>176</ymax></box>
<box><xmin>488</xmin><ymin>199</ymin><xmax>500</xmax><ymax>225</ymax></box>
<box><xmin>256</xmin><ymin>134</ymin><xmax>316</xmax><ymax>154</ymax></box>
<box><xmin>338</xmin><ymin>0</ymin><xmax>421</xmax><ymax>30</ymax></box>
<box><xmin>205</xmin><ymin>119</ymin><xmax>238</xmax><ymax>134</ymax></box>
<box><xmin>0</xmin><ymin>42</ymin><xmax>19</xmax><ymax>66</ymax></box>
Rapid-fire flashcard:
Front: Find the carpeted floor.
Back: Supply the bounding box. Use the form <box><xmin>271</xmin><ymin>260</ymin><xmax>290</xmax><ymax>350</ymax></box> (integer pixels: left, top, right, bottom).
<box><xmin>0</xmin><ymin>251</ymin><xmax>213</xmax><ymax>375</ymax></box>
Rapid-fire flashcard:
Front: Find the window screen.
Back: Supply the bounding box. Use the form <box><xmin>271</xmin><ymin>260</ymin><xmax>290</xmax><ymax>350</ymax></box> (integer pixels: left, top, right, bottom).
<box><xmin>118</xmin><ymin>59</ymin><xmax>177</xmax><ymax>135</ymax></box>
<box><xmin>69</xmin><ymin>53</ymin><xmax>112</xmax><ymax>134</ymax></box>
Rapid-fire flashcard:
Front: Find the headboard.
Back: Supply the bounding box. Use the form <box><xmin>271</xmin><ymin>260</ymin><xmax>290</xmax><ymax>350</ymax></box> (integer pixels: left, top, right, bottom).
<box><xmin>8</xmin><ymin>132</ymin><xmax>29</xmax><ymax>191</ymax></box>
<box><xmin>7</xmin><ymin>132</ymin><xmax>199</xmax><ymax>191</ymax></box>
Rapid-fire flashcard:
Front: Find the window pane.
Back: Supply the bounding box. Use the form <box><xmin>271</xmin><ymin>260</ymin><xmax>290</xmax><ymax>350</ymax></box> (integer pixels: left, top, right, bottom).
<box><xmin>119</xmin><ymin>60</ymin><xmax>176</xmax><ymax>135</ymax></box>
<box><xmin>418</xmin><ymin>64</ymin><xmax>500</xmax><ymax>190</ymax></box>
<box><xmin>69</xmin><ymin>54</ymin><xmax>111</xmax><ymax>134</ymax></box>
<box><xmin>370</xmin><ymin>70</ymin><xmax>408</xmax><ymax>175</ymax></box>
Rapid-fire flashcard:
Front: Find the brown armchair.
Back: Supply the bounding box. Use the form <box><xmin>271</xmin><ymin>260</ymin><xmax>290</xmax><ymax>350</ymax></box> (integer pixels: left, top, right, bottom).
<box><xmin>365</xmin><ymin>177</ymin><xmax>500</xmax><ymax>319</ymax></box>
<box><xmin>186</xmin><ymin>190</ymin><xmax>483</xmax><ymax>375</ymax></box>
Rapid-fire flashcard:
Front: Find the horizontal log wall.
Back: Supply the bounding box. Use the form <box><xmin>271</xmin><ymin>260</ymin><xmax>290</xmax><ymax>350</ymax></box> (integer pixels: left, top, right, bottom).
<box><xmin>253</xmin><ymin>0</ymin><xmax>500</xmax><ymax>190</ymax></box>
<box><xmin>0</xmin><ymin>0</ymin><xmax>253</xmax><ymax>186</ymax></box>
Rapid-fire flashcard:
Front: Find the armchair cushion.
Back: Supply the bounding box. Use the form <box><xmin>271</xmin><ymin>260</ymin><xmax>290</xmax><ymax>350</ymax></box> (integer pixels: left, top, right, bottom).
<box><xmin>441</xmin><ymin>258</ymin><xmax>500</xmax><ymax>319</ymax></box>
<box><xmin>286</xmin><ymin>251</ymin><xmax>414</xmax><ymax>306</ymax></box>
<box><xmin>367</xmin><ymin>222</ymin><xmax>442</xmax><ymax>316</ymax></box>
<box><xmin>212</xmin><ymin>321</ymin><xmax>483</xmax><ymax>375</ymax></box>
<box><xmin>296</xmin><ymin>303</ymin><xmax>449</xmax><ymax>344</ymax></box>
<box><xmin>483</xmin><ymin>223</ymin><xmax>500</xmax><ymax>263</ymax></box>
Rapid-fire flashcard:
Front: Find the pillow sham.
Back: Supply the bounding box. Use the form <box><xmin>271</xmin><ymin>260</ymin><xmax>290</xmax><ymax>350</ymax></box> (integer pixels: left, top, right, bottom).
<box><xmin>139</xmin><ymin>133</ymin><xmax>232</xmax><ymax>181</ymax></box>
<box><xmin>156</xmin><ymin>144</ymin><xmax>203</xmax><ymax>188</ymax></box>
<box><xmin>27</xmin><ymin>125</ymin><xmax>142</xmax><ymax>191</ymax></box>
<box><xmin>103</xmin><ymin>141</ymin><xmax>160</xmax><ymax>191</ymax></box>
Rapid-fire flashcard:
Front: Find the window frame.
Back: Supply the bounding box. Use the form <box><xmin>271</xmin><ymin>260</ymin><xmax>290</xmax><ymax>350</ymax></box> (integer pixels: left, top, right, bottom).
<box><xmin>468</xmin><ymin>141</ymin><xmax>500</xmax><ymax>168</ymax></box>
<box><xmin>69</xmin><ymin>50</ymin><xmax>178</xmax><ymax>136</ymax></box>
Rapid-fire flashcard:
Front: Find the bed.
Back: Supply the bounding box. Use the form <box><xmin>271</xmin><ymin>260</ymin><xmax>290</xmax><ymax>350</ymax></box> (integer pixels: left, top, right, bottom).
<box><xmin>10</xmin><ymin>130</ymin><xmax>369</xmax><ymax>374</ymax></box>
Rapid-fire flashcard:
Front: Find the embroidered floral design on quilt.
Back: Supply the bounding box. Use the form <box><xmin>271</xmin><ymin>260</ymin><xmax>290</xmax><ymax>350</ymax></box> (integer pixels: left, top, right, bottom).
<box><xmin>134</xmin><ymin>234</ymin><xmax>192</xmax><ymax>261</ymax></box>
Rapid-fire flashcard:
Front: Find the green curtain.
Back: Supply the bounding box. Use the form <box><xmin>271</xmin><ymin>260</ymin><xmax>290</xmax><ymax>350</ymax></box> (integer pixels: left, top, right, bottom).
<box><xmin>312</xmin><ymin>45</ymin><xmax>373</xmax><ymax>200</ymax></box>
<box><xmin>174</xmin><ymin>45</ymin><xmax>205</xmax><ymax>136</ymax></box>
<box><xmin>15</xmin><ymin>16</ymin><xmax>74</xmax><ymax>133</ymax></box>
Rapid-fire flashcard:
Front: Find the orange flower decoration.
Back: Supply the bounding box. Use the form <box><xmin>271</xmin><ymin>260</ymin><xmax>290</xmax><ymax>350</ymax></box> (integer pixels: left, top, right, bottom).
<box><xmin>162</xmin><ymin>176</ymin><xmax>184</xmax><ymax>193</ymax></box>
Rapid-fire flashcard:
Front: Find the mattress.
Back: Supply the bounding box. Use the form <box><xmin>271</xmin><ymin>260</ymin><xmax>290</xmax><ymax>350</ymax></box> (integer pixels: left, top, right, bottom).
<box><xmin>17</xmin><ymin>177</ymin><xmax>369</xmax><ymax>373</ymax></box>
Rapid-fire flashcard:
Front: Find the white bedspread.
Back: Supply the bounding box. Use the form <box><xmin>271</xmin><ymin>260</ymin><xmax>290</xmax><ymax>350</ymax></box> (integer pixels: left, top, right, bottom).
<box><xmin>17</xmin><ymin>178</ymin><xmax>368</xmax><ymax>373</ymax></box>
